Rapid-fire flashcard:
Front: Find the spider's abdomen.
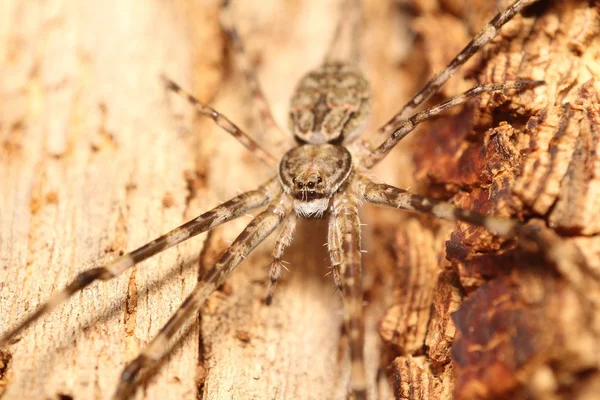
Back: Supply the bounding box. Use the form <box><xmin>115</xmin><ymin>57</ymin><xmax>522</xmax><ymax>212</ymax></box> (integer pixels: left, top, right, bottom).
<box><xmin>289</xmin><ymin>61</ymin><xmax>371</xmax><ymax>145</ymax></box>
<box><xmin>279</xmin><ymin>144</ymin><xmax>352</xmax><ymax>218</ymax></box>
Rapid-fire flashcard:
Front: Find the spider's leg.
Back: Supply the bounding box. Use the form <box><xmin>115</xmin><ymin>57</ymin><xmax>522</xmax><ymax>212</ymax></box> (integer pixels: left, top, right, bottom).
<box><xmin>357</xmin><ymin>173</ymin><xmax>552</xmax><ymax>243</ymax></box>
<box><xmin>355</xmin><ymin>173</ymin><xmax>583</xmax><ymax>272</ymax></box>
<box><xmin>354</xmin><ymin>175</ymin><xmax>585</xmax><ymax>284</ymax></box>
<box><xmin>0</xmin><ymin>177</ymin><xmax>280</xmax><ymax>348</ymax></box>
<box><xmin>358</xmin><ymin>171</ymin><xmax>523</xmax><ymax>232</ymax></box>
<box><xmin>327</xmin><ymin>210</ymin><xmax>343</xmax><ymax>292</ymax></box>
<box><xmin>220</xmin><ymin>0</ymin><xmax>295</xmax><ymax>150</ymax></box>
<box><xmin>324</xmin><ymin>0</ymin><xmax>361</xmax><ymax>65</ymax></box>
<box><xmin>114</xmin><ymin>193</ymin><xmax>293</xmax><ymax>400</ymax></box>
<box><xmin>265</xmin><ymin>213</ymin><xmax>297</xmax><ymax>305</ymax></box>
<box><xmin>332</xmin><ymin>190</ymin><xmax>368</xmax><ymax>400</ymax></box>
<box><xmin>162</xmin><ymin>76</ymin><xmax>278</xmax><ymax>167</ymax></box>
<box><xmin>372</xmin><ymin>0</ymin><xmax>540</xmax><ymax>139</ymax></box>
<box><xmin>357</xmin><ymin>174</ymin><xmax>518</xmax><ymax>235</ymax></box>
<box><xmin>361</xmin><ymin>80</ymin><xmax>542</xmax><ymax>168</ymax></box>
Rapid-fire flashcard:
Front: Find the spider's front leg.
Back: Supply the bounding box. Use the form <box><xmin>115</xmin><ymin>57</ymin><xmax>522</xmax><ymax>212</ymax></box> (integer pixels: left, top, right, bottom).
<box><xmin>331</xmin><ymin>189</ymin><xmax>368</xmax><ymax>400</ymax></box>
<box><xmin>354</xmin><ymin>174</ymin><xmax>572</xmax><ymax>266</ymax></box>
<box><xmin>327</xmin><ymin>210</ymin><xmax>343</xmax><ymax>293</ymax></box>
<box><xmin>265</xmin><ymin>213</ymin><xmax>297</xmax><ymax>305</ymax></box>
<box><xmin>115</xmin><ymin>192</ymin><xmax>293</xmax><ymax>399</ymax></box>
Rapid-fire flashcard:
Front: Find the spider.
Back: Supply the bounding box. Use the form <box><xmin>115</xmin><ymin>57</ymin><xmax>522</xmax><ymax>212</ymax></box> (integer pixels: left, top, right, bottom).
<box><xmin>2</xmin><ymin>0</ymin><xmax>569</xmax><ymax>398</ymax></box>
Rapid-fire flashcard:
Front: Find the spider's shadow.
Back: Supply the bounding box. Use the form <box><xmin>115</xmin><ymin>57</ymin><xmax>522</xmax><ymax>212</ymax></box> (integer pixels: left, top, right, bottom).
<box><xmin>19</xmin><ymin>217</ymin><xmax>341</xmax><ymax>398</ymax></box>
<box><xmin>17</xmin><ymin>249</ymin><xmax>203</xmax><ymax>397</ymax></box>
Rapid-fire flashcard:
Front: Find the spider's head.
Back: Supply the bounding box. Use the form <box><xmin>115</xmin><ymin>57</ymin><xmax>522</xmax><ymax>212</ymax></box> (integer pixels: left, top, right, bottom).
<box><xmin>290</xmin><ymin>173</ymin><xmax>328</xmax><ymax>217</ymax></box>
<box><xmin>279</xmin><ymin>144</ymin><xmax>352</xmax><ymax>219</ymax></box>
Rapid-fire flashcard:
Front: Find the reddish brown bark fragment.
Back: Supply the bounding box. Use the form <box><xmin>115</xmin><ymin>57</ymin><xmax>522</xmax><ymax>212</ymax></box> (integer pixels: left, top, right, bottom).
<box><xmin>425</xmin><ymin>270</ymin><xmax>462</xmax><ymax>367</ymax></box>
<box><xmin>379</xmin><ymin>219</ymin><xmax>452</xmax><ymax>355</ymax></box>
<box><xmin>390</xmin><ymin>355</ymin><xmax>454</xmax><ymax>400</ymax></box>
<box><xmin>391</xmin><ymin>1</ymin><xmax>600</xmax><ymax>399</ymax></box>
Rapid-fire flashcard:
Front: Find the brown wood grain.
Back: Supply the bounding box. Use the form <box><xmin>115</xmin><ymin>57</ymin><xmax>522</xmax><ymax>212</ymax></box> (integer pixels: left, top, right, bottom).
<box><xmin>387</xmin><ymin>1</ymin><xmax>600</xmax><ymax>399</ymax></box>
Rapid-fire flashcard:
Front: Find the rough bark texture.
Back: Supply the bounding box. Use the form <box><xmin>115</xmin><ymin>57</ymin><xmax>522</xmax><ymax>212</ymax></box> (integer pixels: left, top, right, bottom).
<box><xmin>1</xmin><ymin>1</ymin><xmax>598</xmax><ymax>400</ymax></box>
<box><xmin>384</xmin><ymin>0</ymin><xmax>600</xmax><ymax>400</ymax></box>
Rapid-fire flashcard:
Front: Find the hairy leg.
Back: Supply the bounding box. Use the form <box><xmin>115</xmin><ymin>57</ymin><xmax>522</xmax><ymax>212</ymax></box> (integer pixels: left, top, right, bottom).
<box><xmin>361</xmin><ymin>80</ymin><xmax>542</xmax><ymax>168</ymax></box>
<box><xmin>354</xmin><ymin>173</ymin><xmax>572</xmax><ymax>254</ymax></box>
<box><xmin>115</xmin><ymin>193</ymin><xmax>293</xmax><ymax>399</ymax></box>
<box><xmin>371</xmin><ymin>0</ymin><xmax>540</xmax><ymax>139</ymax></box>
<box><xmin>162</xmin><ymin>76</ymin><xmax>278</xmax><ymax>167</ymax></box>
<box><xmin>327</xmin><ymin>209</ymin><xmax>343</xmax><ymax>292</ymax></box>
<box><xmin>0</xmin><ymin>177</ymin><xmax>280</xmax><ymax>348</ymax></box>
<box><xmin>220</xmin><ymin>0</ymin><xmax>295</xmax><ymax>150</ymax></box>
<box><xmin>332</xmin><ymin>190</ymin><xmax>368</xmax><ymax>400</ymax></box>
<box><xmin>265</xmin><ymin>213</ymin><xmax>297</xmax><ymax>305</ymax></box>
<box><xmin>324</xmin><ymin>0</ymin><xmax>361</xmax><ymax>65</ymax></box>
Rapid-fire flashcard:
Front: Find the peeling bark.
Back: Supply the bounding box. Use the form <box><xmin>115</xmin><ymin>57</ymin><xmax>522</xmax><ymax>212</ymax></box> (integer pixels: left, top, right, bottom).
<box><xmin>385</xmin><ymin>1</ymin><xmax>600</xmax><ymax>399</ymax></box>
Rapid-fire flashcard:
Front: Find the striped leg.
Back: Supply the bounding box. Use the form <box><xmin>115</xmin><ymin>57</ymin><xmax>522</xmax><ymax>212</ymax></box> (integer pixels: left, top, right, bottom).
<box><xmin>372</xmin><ymin>0</ymin><xmax>540</xmax><ymax>138</ymax></box>
<box><xmin>355</xmin><ymin>174</ymin><xmax>521</xmax><ymax>238</ymax></box>
<box><xmin>355</xmin><ymin>174</ymin><xmax>584</xmax><ymax>282</ymax></box>
<box><xmin>161</xmin><ymin>76</ymin><xmax>278</xmax><ymax>167</ymax></box>
<box><xmin>361</xmin><ymin>80</ymin><xmax>542</xmax><ymax>168</ymax></box>
<box><xmin>220</xmin><ymin>0</ymin><xmax>295</xmax><ymax>150</ymax></box>
<box><xmin>115</xmin><ymin>193</ymin><xmax>293</xmax><ymax>399</ymax></box>
<box><xmin>265</xmin><ymin>213</ymin><xmax>297</xmax><ymax>305</ymax></box>
<box><xmin>324</xmin><ymin>0</ymin><xmax>361</xmax><ymax>65</ymax></box>
<box><xmin>332</xmin><ymin>191</ymin><xmax>368</xmax><ymax>400</ymax></box>
<box><xmin>327</xmin><ymin>209</ymin><xmax>343</xmax><ymax>292</ymax></box>
<box><xmin>0</xmin><ymin>177</ymin><xmax>280</xmax><ymax>348</ymax></box>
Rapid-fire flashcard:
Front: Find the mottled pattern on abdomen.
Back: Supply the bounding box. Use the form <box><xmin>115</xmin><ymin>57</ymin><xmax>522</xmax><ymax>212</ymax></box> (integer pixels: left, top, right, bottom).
<box><xmin>289</xmin><ymin>61</ymin><xmax>371</xmax><ymax>144</ymax></box>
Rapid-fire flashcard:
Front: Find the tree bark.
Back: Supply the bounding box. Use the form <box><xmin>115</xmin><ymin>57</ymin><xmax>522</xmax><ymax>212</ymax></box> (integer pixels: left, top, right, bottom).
<box><xmin>1</xmin><ymin>1</ymin><xmax>598</xmax><ymax>400</ymax></box>
<box><xmin>385</xmin><ymin>1</ymin><xmax>600</xmax><ymax>399</ymax></box>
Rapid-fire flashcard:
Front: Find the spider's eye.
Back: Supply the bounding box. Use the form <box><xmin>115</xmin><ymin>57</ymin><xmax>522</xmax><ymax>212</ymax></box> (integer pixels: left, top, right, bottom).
<box><xmin>297</xmin><ymin>182</ymin><xmax>303</xmax><ymax>188</ymax></box>
<box><xmin>292</xmin><ymin>177</ymin><xmax>296</xmax><ymax>183</ymax></box>
<box><xmin>307</xmin><ymin>182</ymin><xmax>315</xmax><ymax>189</ymax></box>
<box><xmin>317</xmin><ymin>177</ymin><xmax>322</xmax><ymax>184</ymax></box>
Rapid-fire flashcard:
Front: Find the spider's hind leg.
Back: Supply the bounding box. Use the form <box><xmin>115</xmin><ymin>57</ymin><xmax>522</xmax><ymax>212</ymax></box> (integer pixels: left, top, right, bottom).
<box><xmin>371</xmin><ymin>0</ymin><xmax>541</xmax><ymax>138</ymax></box>
<box><xmin>114</xmin><ymin>192</ymin><xmax>293</xmax><ymax>399</ymax></box>
<box><xmin>324</xmin><ymin>0</ymin><xmax>361</xmax><ymax>65</ymax></box>
<box><xmin>361</xmin><ymin>80</ymin><xmax>543</xmax><ymax>168</ymax></box>
<box><xmin>331</xmin><ymin>189</ymin><xmax>368</xmax><ymax>400</ymax></box>
<box><xmin>220</xmin><ymin>0</ymin><xmax>295</xmax><ymax>150</ymax></box>
<box><xmin>161</xmin><ymin>76</ymin><xmax>278</xmax><ymax>167</ymax></box>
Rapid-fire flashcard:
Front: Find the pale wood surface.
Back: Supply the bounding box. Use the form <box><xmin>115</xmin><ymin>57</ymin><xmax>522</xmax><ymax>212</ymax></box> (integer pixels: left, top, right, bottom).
<box><xmin>0</xmin><ymin>1</ymin><xmax>411</xmax><ymax>399</ymax></box>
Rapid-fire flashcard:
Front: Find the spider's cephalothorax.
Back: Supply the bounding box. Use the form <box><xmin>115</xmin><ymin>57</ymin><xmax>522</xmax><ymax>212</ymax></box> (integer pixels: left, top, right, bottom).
<box><xmin>279</xmin><ymin>143</ymin><xmax>352</xmax><ymax>218</ymax></box>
